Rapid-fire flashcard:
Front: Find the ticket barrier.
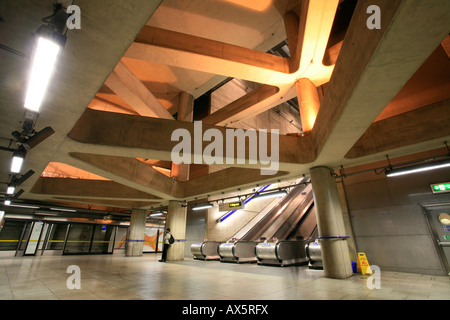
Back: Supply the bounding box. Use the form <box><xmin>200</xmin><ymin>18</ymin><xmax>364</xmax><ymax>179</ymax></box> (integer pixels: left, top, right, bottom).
<box><xmin>218</xmin><ymin>240</ymin><xmax>258</xmax><ymax>263</ymax></box>
<box><xmin>190</xmin><ymin>241</ymin><xmax>221</xmax><ymax>260</ymax></box>
<box><xmin>255</xmin><ymin>239</ymin><xmax>308</xmax><ymax>267</ymax></box>
<box><xmin>305</xmin><ymin>241</ymin><xmax>323</xmax><ymax>269</ymax></box>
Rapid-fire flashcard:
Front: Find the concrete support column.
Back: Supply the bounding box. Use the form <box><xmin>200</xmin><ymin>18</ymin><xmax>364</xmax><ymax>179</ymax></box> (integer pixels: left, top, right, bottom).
<box><xmin>166</xmin><ymin>201</ymin><xmax>187</xmax><ymax>261</ymax></box>
<box><xmin>337</xmin><ymin>181</ymin><xmax>358</xmax><ymax>263</ymax></box>
<box><xmin>310</xmin><ymin>166</ymin><xmax>353</xmax><ymax>279</ymax></box>
<box><xmin>177</xmin><ymin>91</ymin><xmax>194</xmax><ymax>122</ymax></box>
<box><xmin>296</xmin><ymin>78</ymin><xmax>320</xmax><ymax>133</ymax></box>
<box><xmin>126</xmin><ymin>209</ymin><xmax>147</xmax><ymax>257</ymax></box>
<box><xmin>171</xmin><ymin>91</ymin><xmax>194</xmax><ymax>181</ymax></box>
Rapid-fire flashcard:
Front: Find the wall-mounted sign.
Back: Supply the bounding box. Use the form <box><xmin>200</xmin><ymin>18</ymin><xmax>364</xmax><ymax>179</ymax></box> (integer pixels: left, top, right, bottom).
<box><xmin>430</xmin><ymin>182</ymin><xmax>450</xmax><ymax>194</ymax></box>
<box><xmin>219</xmin><ymin>201</ymin><xmax>244</xmax><ymax>212</ymax></box>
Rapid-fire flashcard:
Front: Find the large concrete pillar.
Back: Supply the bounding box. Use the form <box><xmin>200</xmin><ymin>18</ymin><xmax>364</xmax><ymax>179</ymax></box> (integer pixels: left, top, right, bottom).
<box><xmin>337</xmin><ymin>181</ymin><xmax>358</xmax><ymax>264</ymax></box>
<box><xmin>126</xmin><ymin>209</ymin><xmax>147</xmax><ymax>257</ymax></box>
<box><xmin>166</xmin><ymin>201</ymin><xmax>187</xmax><ymax>261</ymax></box>
<box><xmin>310</xmin><ymin>166</ymin><xmax>353</xmax><ymax>279</ymax></box>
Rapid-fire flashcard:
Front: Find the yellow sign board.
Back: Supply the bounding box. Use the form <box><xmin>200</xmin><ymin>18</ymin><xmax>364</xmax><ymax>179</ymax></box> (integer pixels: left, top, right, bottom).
<box><xmin>219</xmin><ymin>201</ymin><xmax>244</xmax><ymax>212</ymax></box>
<box><xmin>357</xmin><ymin>252</ymin><xmax>372</xmax><ymax>275</ymax></box>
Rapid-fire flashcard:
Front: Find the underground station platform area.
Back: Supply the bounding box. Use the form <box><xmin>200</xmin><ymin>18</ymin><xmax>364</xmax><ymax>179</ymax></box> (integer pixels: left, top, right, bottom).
<box><xmin>1</xmin><ymin>0</ymin><xmax>450</xmax><ymax>308</ymax></box>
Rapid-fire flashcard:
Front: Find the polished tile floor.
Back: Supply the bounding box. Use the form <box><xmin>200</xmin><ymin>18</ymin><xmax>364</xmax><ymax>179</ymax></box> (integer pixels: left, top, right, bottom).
<box><xmin>0</xmin><ymin>254</ymin><xmax>449</xmax><ymax>300</ymax></box>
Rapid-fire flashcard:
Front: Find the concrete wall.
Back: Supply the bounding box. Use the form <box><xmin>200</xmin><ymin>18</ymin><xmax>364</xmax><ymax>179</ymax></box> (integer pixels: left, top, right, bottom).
<box><xmin>342</xmin><ymin>165</ymin><xmax>450</xmax><ymax>275</ymax></box>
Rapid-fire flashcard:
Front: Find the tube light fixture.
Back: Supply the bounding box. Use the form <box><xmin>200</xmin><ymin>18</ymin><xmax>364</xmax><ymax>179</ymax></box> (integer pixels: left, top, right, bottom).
<box><xmin>4</xmin><ymin>200</ymin><xmax>11</xmax><ymax>206</ymax></box>
<box><xmin>24</xmin><ymin>37</ymin><xmax>62</xmax><ymax>112</ymax></box>
<box><xmin>149</xmin><ymin>212</ymin><xmax>164</xmax><ymax>217</ymax></box>
<box><xmin>10</xmin><ymin>150</ymin><xmax>26</xmax><ymax>173</ymax></box>
<box><xmin>254</xmin><ymin>189</ymin><xmax>287</xmax><ymax>200</ymax></box>
<box><xmin>24</xmin><ymin>6</ymin><xmax>67</xmax><ymax>113</ymax></box>
<box><xmin>385</xmin><ymin>158</ymin><xmax>450</xmax><ymax>177</ymax></box>
<box><xmin>8</xmin><ymin>204</ymin><xmax>40</xmax><ymax>209</ymax></box>
<box><xmin>192</xmin><ymin>203</ymin><xmax>213</xmax><ymax>211</ymax></box>
<box><xmin>50</xmin><ymin>207</ymin><xmax>77</xmax><ymax>213</ymax></box>
<box><xmin>6</xmin><ymin>186</ymin><xmax>15</xmax><ymax>195</ymax></box>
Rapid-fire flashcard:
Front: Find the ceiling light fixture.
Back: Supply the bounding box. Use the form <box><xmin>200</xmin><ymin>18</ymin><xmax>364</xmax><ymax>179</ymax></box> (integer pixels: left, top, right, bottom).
<box><xmin>24</xmin><ymin>4</ymin><xmax>68</xmax><ymax>113</ymax></box>
<box><xmin>6</xmin><ymin>186</ymin><xmax>15</xmax><ymax>195</ymax></box>
<box><xmin>10</xmin><ymin>149</ymin><xmax>26</xmax><ymax>173</ymax></box>
<box><xmin>385</xmin><ymin>158</ymin><xmax>450</xmax><ymax>177</ymax></box>
<box><xmin>149</xmin><ymin>212</ymin><xmax>164</xmax><ymax>217</ymax></box>
<box><xmin>50</xmin><ymin>207</ymin><xmax>77</xmax><ymax>213</ymax></box>
<box><xmin>8</xmin><ymin>204</ymin><xmax>40</xmax><ymax>209</ymax></box>
<box><xmin>192</xmin><ymin>203</ymin><xmax>213</xmax><ymax>211</ymax></box>
<box><xmin>254</xmin><ymin>189</ymin><xmax>287</xmax><ymax>200</ymax></box>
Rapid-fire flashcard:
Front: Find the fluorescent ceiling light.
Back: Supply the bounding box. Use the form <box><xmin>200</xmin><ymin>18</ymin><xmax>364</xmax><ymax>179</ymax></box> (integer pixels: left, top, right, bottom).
<box><xmin>6</xmin><ymin>186</ymin><xmax>15</xmax><ymax>195</ymax></box>
<box><xmin>386</xmin><ymin>159</ymin><xmax>450</xmax><ymax>177</ymax></box>
<box><xmin>4</xmin><ymin>200</ymin><xmax>11</xmax><ymax>206</ymax></box>
<box><xmin>24</xmin><ymin>37</ymin><xmax>62</xmax><ymax>112</ymax></box>
<box><xmin>11</xmin><ymin>153</ymin><xmax>25</xmax><ymax>173</ymax></box>
<box><xmin>34</xmin><ymin>211</ymin><xmax>60</xmax><ymax>216</ymax></box>
<box><xmin>192</xmin><ymin>203</ymin><xmax>213</xmax><ymax>211</ymax></box>
<box><xmin>50</xmin><ymin>207</ymin><xmax>77</xmax><ymax>212</ymax></box>
<box><xmin>255</xmin><ymin>189</ymin><xmax>287</xmax><ymax>200</ymax></box>
<box><xmin>8</xmin><ymin>204</ymin><xmax>40</xmax><ymax>209</ymax></box>
<box><xmin>149</xmin><ymin>212</ymin><xmax>164</xmax><ymax>216</ymax></box>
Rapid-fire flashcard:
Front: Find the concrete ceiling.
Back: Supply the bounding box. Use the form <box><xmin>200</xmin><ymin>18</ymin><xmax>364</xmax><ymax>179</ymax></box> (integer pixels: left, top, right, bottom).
<box><xmin>1</xmin><ymin>0</ymin><xmax>449</xmax><ymax>216</ymax></box>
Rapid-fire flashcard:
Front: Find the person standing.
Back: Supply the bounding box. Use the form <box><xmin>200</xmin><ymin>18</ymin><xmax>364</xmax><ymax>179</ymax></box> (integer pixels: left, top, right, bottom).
<box><xmin>159</xmin><ymin>228</ymin><xmax>173</xmax><ymax>262</ymax></box>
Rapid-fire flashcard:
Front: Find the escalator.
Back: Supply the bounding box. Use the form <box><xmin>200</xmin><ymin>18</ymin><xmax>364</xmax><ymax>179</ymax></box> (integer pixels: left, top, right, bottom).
<box><xmin>254</xmin><ymin>185</ymin><xmax>317</xmax><ymax>266</ymax></box>
<box><xmin>191</xmin><ymin>184</ymin><xmax>273</xmax><ymax>261</ymax></box>
<box><xmin>218</xmin><ymin>180</ymin><xmax>317</xmax><ymax>265</ymax></box>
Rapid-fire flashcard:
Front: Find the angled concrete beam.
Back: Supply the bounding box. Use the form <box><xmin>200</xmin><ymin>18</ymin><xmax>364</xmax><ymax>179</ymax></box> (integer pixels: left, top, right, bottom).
<box><xmin>313</xmin><ymin>0</ymin><xmax>450</xmax><ymax>165</ymax></box>
<box><xmin>201</xmin><ymin>85</ymin><xmax>279</xmax><ymax>126</ymax></box>
<box><xmin>68</xmin><ymin>108</ymin><xmax>316</xmax><ymax>167</ymax></box>
<box><xmin>31</xmin><ymin>177</ymin><xmax>160</xmax><ymax>200</ymax></box>
<box><xmin>105</xmin><ymin>60</ymin><xmax>174</xmax><ymax>119</ymax></box>
<box><xmin>182</xmin><ymin>167</ymin><xmax>288</xmax><ymax>198</ymax></box>
<box><xmin>291</xmin><ymin>0</ymin><xmax>339</xmax><ymax>74</ymax></box>
<box><xmin>126</xmin><ymin>26</ymin><xmax>291</xmax><ymax>85</ymax></box>
<box><xmin>442</xmin><ymin>35</ymin><xmax>450</xmax><ymax>58</ymax></box>
<box><xmin>69</xmin><ymin>152</ymin><xmax>183</xmax><ymax>199</ymax></box>
<box><xmin>345</xmin><ymin>99</ymin><xmax>450</xmax><ymax>158</ymax></box>
<box><xmin>53</xmin><ymin>197</ymin><xmax>159</xmax><ymax>209</ymax></box>
<box><xmin>193</xmin><ymin>1</ymin><xmax>337</xmax><ymax>126</ymax></box>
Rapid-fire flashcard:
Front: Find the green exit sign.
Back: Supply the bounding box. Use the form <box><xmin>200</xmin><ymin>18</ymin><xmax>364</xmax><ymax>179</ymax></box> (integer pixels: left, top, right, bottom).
<box><xmin>431</xmin><ymin>182</ymin><xmax>450</xmax><ymax>194</ymax></box>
